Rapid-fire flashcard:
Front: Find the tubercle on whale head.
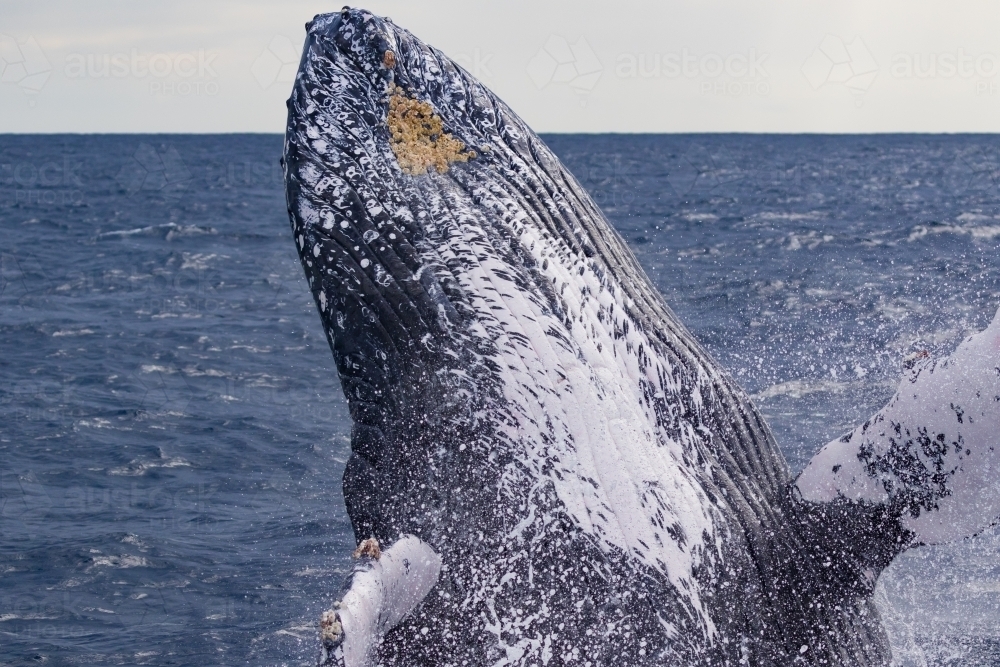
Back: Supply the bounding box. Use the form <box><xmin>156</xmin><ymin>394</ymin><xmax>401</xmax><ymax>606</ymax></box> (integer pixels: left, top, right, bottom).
<box><xmin>305</xmin><ymin>7</ymin><xmax>400</xmax><ymax>89</ymax></box>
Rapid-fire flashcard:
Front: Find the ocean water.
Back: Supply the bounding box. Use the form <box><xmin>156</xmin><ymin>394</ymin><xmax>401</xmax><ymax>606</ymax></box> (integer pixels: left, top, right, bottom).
<box><xmin>2</xmin><ymin>133</ymin><xmax>1000</xmax><ymax>666</ymax></box>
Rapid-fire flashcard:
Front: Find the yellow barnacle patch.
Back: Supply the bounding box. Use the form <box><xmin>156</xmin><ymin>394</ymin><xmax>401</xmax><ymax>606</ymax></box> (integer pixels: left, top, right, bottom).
<box><xmin>387</xmin><ymin>84</ymin><xmax>476</xmax><ymax>176</ymax></box>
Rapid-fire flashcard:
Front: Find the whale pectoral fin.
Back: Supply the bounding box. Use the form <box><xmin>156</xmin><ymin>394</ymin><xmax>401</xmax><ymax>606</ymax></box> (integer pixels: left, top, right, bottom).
<box><xmin>319</xmin><ymin>535</ymin><xmax>442</xmax><ymax>667</ymax></box>
<box><xmin>796</xmin><ymin>307</ymin><xmax>1000</xmax><ymax>547</ymax></box>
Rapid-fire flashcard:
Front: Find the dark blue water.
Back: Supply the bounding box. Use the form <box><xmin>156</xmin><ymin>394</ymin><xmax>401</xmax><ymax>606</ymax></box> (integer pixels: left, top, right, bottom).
<box><xmin>2</xmin><ymin>134</ymin><xmax>999</xmax><ymax>666</ymax></box>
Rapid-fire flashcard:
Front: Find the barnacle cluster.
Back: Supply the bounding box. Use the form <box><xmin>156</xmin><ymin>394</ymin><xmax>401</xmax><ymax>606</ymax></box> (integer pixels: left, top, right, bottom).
<box><xmin>319</xmin><ymin>609</ymin><xmax>343</xmax><ymax>647</ymax></box>
<box><xmin>352</xmin><ymin>536</ymin><xmax>382</xmax><ymax>560</ymax></box>
<box><xmin>387</xmin><ymin>84</ymin><xmax>475</xmax><ymax>175</ymax></box>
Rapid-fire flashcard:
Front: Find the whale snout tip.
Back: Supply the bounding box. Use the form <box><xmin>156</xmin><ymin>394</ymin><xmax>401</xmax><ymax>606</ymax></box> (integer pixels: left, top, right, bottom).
<box><xmin>303</xmin><ymin>11</ymin><xmax>342</xmax><ymax>36</ymax></box>
<box><xmin>304</xmin><ymin>6</ymin><xmax>398</xmax><ymax>80</ymax></box>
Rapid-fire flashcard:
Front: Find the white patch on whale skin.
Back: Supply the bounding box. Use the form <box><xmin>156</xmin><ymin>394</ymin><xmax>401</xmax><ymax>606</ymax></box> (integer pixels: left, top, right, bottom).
<box><xmin>797</xmin><ymin>308</ymin><xmax>1000</xmax><ymax>544</ymax></box>
<box><xmin>416</xmin><ymin>176</ymin><xmax>724</xmax><ymax>637</ymax></box>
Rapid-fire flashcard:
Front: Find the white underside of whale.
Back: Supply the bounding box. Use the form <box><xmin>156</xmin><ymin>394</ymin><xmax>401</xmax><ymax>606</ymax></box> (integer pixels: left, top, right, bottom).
<box><xmin>797</xmin><ymin>308</ymin><xmax>1000</xmax><ymax>544</ymax></box>
<box><xmin>413</xmin><ymin>173</ymin><xmax>725</xmax><ymax>638</ymax></box>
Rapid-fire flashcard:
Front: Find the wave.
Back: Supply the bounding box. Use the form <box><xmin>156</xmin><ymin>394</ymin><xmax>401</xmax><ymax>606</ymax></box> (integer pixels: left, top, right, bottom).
<box><xmin>180</xmin><ymin>252</ymin><xmax>219</xmax><ymax>270</ymax></box>
<box><xmin>94</xmin><ymin>223</ymin><xmax>216</xmax><ymax>241</ymax></box>
<box><xmin>756</xmin><ymin>211</ymin><xmax>824</xmax><ymax>221</ymax></box>
<box><xmin>109</xmin><ymin>454</ymin><xmax>192</xmax><ymax>476</ymax></box>
<box><xmin>89</xmin><ymin>555</ymin><xmax>149</xmax><ymax>569</ymax></box>
<box><xmin>752</xmin><ymin>378</ymin><xmax>850</xmax><ymax>401</ymax></box>
<box><xmin>52</xmin><ymin>328</ymin><xmax>95</xmax><ymax>337</ymax></box>
<box><xmin>908</xmin><ymin>222</ymin><xmax>1000</xmax><ymax>242</ymax></box>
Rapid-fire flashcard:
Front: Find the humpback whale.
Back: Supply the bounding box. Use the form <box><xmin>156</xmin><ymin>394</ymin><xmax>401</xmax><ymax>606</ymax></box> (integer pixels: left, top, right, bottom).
<box><xmin>281</xmin><ymin>8</ymin><xmax>1000</xmax><ymax>666</ymax></box>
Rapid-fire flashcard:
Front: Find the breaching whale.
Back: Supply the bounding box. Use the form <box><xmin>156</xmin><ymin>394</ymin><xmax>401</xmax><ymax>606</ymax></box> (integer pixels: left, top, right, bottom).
<box><xmin>281</xmin><ymin>8</ymin><xmax>1000</xmax><ymax>666</ymax></box>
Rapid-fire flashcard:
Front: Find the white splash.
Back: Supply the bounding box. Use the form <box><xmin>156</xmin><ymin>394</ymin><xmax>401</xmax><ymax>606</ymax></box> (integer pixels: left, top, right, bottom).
<box><xmin>797</xmin><ymin>308</ymin><xmax>1000</xmax><ymax>544</ymax></box>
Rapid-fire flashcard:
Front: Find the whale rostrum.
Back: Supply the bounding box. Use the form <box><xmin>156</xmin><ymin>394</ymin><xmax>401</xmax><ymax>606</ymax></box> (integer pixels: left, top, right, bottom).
<box><xmin>282</xmin><ymin>8</ymin><xmax>1000</xmax><ymax>666</ymax></box>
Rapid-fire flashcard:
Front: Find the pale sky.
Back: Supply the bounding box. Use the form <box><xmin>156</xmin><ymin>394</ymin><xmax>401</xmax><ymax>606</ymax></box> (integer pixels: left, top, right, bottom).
<box><xmin>3</xmin><ymin>0</ymin><xmax>1000</xmax><ymax>133</ymax></box>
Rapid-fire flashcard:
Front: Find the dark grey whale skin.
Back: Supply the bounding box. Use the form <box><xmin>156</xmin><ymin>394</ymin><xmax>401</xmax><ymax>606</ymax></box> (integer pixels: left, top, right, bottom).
<box><xmin>282</xmin><ymin>8</ymin><xmax>911</xmax><ymax>666</ymax></box>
